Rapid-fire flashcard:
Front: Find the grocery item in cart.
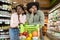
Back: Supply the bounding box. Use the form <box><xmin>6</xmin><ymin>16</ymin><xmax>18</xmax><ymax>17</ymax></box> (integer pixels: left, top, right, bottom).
<box><xmin>18</xmin><ymin>24</ymin><xmax>41</xmax><ymax>40</ymax></box>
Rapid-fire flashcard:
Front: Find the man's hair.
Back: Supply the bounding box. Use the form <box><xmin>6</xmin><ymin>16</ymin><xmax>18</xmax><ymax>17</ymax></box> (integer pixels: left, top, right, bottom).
<box><xmin>27</xmin><ymin>2</ymin><xmax>39</xmax><ymax>13</ymax></box>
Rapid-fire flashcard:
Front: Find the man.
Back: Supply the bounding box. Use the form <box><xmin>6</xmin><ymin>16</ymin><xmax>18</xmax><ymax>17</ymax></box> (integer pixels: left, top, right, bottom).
<box><xmin>26</xmin><ymin>2</ymin><xmax>44</xmax><ymax>40</ymax></box>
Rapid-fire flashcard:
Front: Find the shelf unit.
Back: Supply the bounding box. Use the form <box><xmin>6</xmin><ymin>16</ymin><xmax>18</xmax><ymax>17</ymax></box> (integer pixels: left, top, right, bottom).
<box><xmin>47</xmin><ymin>3</ymin><xmax>60</xmax><ymax>40</ymax></box>
<box><xmin>47</xmin><ymin>33</ymin><xmax>60</xmax><ymax>40</ymax></box>
<box><xmin>0</xmin><ymin>0</ymin><xmax>11</xmax><ymax>40</ymax></box>
<box><xmin>0</xmin><ymin>24</ymin><xmax>10</xmax><ymax>40</ymax></box>
<box><xmin>0</xmin><ymin>0</ymin><xmax>11</xmax><ymax>12</ymax></box>
<box><xmin>0</xmin><ymin>1</ymin><xmax>11</xmax><ymax>5</ymax></box>
<box><xmin>0</xmin><ymin>9</ymin><xmax>11</xmax><ymax>12</ymax></box>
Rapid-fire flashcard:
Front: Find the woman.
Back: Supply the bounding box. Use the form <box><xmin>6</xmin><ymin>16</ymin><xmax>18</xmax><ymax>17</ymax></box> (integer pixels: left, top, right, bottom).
<box><xmin>9</xmin><ymin>5</ymin><xmax>26</xmax><ymax>40</ymax></box>
<box><xmin>16</xmin><ymin>5</ymin><xmax>26</xmax><ymax>24</ymax></box>
<box><xmin>26</xmin><ymin>2</ymin><xmax>44</xmax><ymax>40</ymax></box>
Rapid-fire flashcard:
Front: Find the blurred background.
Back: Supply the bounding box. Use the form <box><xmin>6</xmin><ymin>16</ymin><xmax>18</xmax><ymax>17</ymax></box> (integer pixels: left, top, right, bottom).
<box><xmin>0</xmin><ymin>0</ymin><xmax>60</xmax><ymax>40</ymax></box>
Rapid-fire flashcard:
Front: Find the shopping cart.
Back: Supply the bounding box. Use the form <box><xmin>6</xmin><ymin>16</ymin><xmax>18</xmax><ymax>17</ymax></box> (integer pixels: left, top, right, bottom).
<box><xmin>18</xmin><ymin>24</ymin><xmax>42</xmax><ymax>40</ymax></box>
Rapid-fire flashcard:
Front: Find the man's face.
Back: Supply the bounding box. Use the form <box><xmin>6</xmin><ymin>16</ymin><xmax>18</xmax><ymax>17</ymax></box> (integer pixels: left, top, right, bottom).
<box><xmin>16</xmin><ymin>6</ymin><xmax>23</xmax><ymax>14</ymax></box>
<box><xmin>29</xmin><ymin>5</ymin><xmax>37</xmax><ymax>13</ymax></box>
<box><xmin>32</xmin><ymin>5</ymin><xmax>37</xmax><ymax>11</ymax></box>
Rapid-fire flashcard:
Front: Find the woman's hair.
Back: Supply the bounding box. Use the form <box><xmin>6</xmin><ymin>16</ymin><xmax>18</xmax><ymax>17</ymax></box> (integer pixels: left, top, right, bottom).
<box><xmin>27</xmin><ymin>2</ymin><xmax>39</xmax><ymax>13</ymax></box>
<box><xmin>16</xmin><ymin>4</ymin><xmax>24</xmax><ymax>11</ymax></box>
<box><xmin>12</xmin><ymin>8</ymin><xmax>16</xmax><ymax>10</ymax></box>
<box><xmin>11</xmin><ymin>8</ymin><xmax>16</xmax><ymax>13</ymax></box>
<box><xmin>16</xmin><ymin>4</ymin><xmax>26</xmax><ymax>15</ymax></box>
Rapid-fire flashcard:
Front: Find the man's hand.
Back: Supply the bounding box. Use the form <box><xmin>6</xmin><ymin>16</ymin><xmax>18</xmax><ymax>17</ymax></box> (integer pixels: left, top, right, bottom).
<box><xmin>29</xmin><ymin>8</ymin><xmax>35</xmax><ymax>14</ymax></box>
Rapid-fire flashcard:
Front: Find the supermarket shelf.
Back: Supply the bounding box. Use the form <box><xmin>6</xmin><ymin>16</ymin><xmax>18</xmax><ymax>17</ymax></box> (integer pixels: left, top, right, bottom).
<box><xmin>0</xmin><ymin>20</ymin><xmax>10</xmax><ymax>24</ymax></box>
<box><xmin>0</xmin><ymin>1</ymin><xmax>11</xmax><ymax>5</ymax></box>
<box><xmin>0</xmin><ymin>9</ymin><xmax>11</xmax><ymax>12</ymax></box>
<box><xmin>49</xmin><ymin>25</ymin><xmax>55</xmax><ymax>27</ymax></box>
<box><xmin>0</xmin><ymin>31</ymin><xmax>9</xmax><ymax>35</ymax></box>
<box><xmin>0</xmin><ymin>17</ymin><xmax>10</xmax><ymax>19</ymax></box>
<box><xmin>0</xmin><ymin>33</ymin><xmax>9</xmax><ymax>35</ymax></box>
<box><xmin>47</xmin><ymin>33</ymin><xmax>60</xmax><ymax>40</ymax></box>
<box><xmin>0</xmin><ymin>14</ymin><xmax>10</xmax><ymax>18</ymax></box>
<box><xmin>49</xmin><ymin>29</ymin><xmax>60</xmax><ymax>33</ymax></box>
<box><xmin>0</xmin><ymin>22</ymin><xmax>10</xmax><ymax>24</ymax></box>
<box><xmin>0</xmin><ymin>35</ymin><xmax>9</xmax><ymax>39</ymax></box>
<box><xmin>48</xmin><ymin>3</ymin><xmax>60</xmax><ymax>40</ymax></box>
<box><xmin>0</xmin><ymin>1</ymin><xmax>10</xmax><ymax>39</ymax></box>
<box><xmin>0</xmin><ymin>29</ymin><xmax>9</xmax><ymax>32</ymax></box>
<box><xmin>49</xmin><ymin>3</ymin><xmax>60</xmax><ymax>13</ymax></box>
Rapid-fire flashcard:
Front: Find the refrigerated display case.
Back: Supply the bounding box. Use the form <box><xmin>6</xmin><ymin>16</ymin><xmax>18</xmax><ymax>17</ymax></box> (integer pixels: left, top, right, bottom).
<box><xmin>47</xmin><ymin>3</ymin><xmax>60</xmax><ymax>40</ymax></box>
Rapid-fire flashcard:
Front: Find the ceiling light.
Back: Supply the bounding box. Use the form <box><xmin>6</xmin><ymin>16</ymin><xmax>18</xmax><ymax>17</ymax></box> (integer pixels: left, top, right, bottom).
<box><xmin>34</xmin><ymin>0</ymin><xmax>36</xmax><ymax>2</ymax></box>
<box><xmin>13</xmin><ymin>2</ymin><xmax>17</xmax><ymax>3</ymax></box>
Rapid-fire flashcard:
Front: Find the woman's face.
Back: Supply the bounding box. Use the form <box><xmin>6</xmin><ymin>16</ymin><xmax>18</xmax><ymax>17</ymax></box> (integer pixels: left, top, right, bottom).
<box><xmin>29</xmin><ymin>5</ymin><xmax>37</xmax><ymax>13</ymax></box>
<box><xmin>16</xmin><ymin>6</ymin><xmax>23</xmax><ymax>14</ymax></box>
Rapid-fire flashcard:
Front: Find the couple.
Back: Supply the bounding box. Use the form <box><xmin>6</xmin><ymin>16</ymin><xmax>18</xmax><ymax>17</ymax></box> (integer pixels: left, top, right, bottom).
<box><xmin>9</xmin><ymin>2</ymin><xmax>44</xmax><ymax>40</ymax></box>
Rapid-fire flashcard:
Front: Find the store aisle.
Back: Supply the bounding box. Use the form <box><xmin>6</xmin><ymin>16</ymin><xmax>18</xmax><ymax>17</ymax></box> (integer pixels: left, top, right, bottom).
<box><xmin>44</xmin><ymin>36</ymin><xmax>50</xmax><ymax>40</ymax></box>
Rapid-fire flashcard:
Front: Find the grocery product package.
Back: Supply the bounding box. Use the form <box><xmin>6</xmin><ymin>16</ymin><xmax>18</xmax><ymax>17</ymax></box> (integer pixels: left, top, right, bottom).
<box><xmin>18</xmin><ymin>23</ymin><xmax>41</xmax><ymax>40</ymax></box>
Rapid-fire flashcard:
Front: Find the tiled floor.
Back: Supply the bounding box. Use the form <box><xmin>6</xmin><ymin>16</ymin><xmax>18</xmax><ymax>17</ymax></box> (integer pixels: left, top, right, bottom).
<box><xmin>44</xmin><ymin>36</ymin><xmax>50</xmax><ymax>40</ymax></box>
